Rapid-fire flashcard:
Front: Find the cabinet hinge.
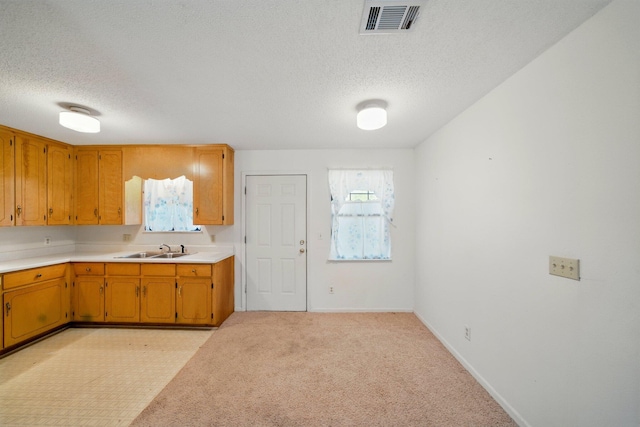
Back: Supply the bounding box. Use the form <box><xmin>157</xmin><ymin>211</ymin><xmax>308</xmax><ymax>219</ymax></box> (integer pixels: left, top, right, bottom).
<box><xmin>175</xmin><ymin>312</ymin><xmax>178</xmax><ymax>319</ymax></box>
<box><xmin>211</xmin><ymin>283</ymin><xmax>214</xmax><ymax>289</ymax></box>
<box><xmin>222</xmin><ymin>153</ymin><xmax>225</xmax><ymax>159</ymax></box>
<box><xmin>222</xmin><ymin>215</ymin><xmax>224</xmax><ymax>221</ymax></box>
<box><xmin>43</xmin><ymin>147</ymin><xmax>46</xmax><ymax>153</ymax></box>
<box><xmin>65</xmin><ymin>312</ymin><xmax>68</xmax><ymax>318</ymax></box>
<box><xmin>175</xmin><ymin>282</ymin><xmax>178</xmax><ymax>288</ymax></box>
<box><xmin>211</xmin><ymin>313</ymin><xmax>214</xmax><ymax>319</ymax></box>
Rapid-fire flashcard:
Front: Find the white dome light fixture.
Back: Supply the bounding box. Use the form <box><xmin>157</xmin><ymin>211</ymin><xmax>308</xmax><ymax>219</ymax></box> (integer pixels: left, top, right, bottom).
<box><xmin>59</xmin><ymin>106</ymin><xmax>100</xmax><ymax>133</ymax></box>
<box><xmin>356</xmin><ymin>100</ymin><xmax>387</xmax><ymax>130</ymax></box>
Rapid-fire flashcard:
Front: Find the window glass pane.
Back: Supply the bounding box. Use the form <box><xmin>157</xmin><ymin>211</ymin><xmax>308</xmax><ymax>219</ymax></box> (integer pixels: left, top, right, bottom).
<box><xmin>328</xmin><ymin>169</ymin><xmax>394</xmax><ymax>260</ymax></box>
<box><xmin>143</xmin><ymin>176</ymin><xmax>201</xmax><ymax>232</ymax></box>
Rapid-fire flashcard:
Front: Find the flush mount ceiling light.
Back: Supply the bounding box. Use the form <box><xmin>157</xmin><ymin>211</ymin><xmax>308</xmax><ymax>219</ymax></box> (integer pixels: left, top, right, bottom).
<box><xmin>59</xmin><ymin>106</ymin><xmax>100</xmax><ymax>133</ymax></box>
<box><xmin>356</xmin><ymin>100</ymin><xmax>387</xmax><ymax>130</ymax></box>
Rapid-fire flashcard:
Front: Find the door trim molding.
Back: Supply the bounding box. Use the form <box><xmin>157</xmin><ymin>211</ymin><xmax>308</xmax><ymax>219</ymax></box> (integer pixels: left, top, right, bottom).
<box><xmin>241</xmin><ymin>171</ymin><xmax>310</xmax><ymax>311</ymax></box>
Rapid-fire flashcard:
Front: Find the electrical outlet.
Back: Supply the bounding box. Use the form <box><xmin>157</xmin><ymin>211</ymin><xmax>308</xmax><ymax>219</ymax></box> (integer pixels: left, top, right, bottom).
<box><xmin>329</xmin><ymin>286</ymin><xmax>334</xmax><ymax>294</ymax></box>
<box><xmin>123</xmin><ymin>234</ymin><xmax>131</xmax><ymax>242</ymax></box>
<box><xmin>44</xmin><ymin>236</ymin><xmax>51</xmax><ymax>246</ymax></box>
<box><xmin>210</xmin><ymin>234</ymin><xmax>216</xmax><ymax>242</ymax></box>
<box><xmin>464</xmin><ymin>325</ymin><xmax>471</xmax><ymax>341</ymax></box>
<box><xmin>549</xmin><ymin>256</ymin><xmax>580</xmax><ymax>280</ymax></box>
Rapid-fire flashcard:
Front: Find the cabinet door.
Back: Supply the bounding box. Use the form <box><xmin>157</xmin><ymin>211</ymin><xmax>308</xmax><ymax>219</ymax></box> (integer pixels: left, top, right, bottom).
<box><xmin>99</xmin><ymin>150</ymin><xmax>123</xmax><ymax>224</ymax></box>
<box><xmin>75</xmin><ymin>149</ymin><xmax>99</xmax><ymax>224</ymax></box>
<box><xmin>47</xmin><ymin>144</ymin><xmax>72</xmax><ymax>225</ymax></box>
<box><xmin>176</xmin><ymin>277</ymin><xmax>212</xmax><ymax>325</ymax></box>
<box><xmin>105</xmin><ymin>277</ymin><xmax>140</xmax><ymax>323</ymax></box>
<box><xmin>74</xmin><ymin>276</ymin><xmax>104</xmax><ymax>322</ymax></box>
<box><xmin>0</xmin><ymin>128</ymin><xmax>15</xmax><ymax>226</ymax></box>
<box><xmin>15</xmin><ymin>134</ymin><xmax>47</xmax><ymax>226</ymax></box>
<box><xmin>3</xmin><ymin>278</ymin><xmax>69</xmax><ymax>347</ymax></box>
<box><xmin>193</xmin><ymin>148</ymin><xmax>224</xmax><ymax>225</ymax></box>
<box><xmin>141</xmin><ymin>277</ymin><xmax>176</xmax><ymax>323</ymax></box>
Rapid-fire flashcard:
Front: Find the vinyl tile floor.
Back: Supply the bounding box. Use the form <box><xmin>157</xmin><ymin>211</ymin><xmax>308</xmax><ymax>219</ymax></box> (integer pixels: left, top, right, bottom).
<box><xmin>0</xmin><ymin>327</ymin><xmax>214</xmax><ymax>426</ymax></box>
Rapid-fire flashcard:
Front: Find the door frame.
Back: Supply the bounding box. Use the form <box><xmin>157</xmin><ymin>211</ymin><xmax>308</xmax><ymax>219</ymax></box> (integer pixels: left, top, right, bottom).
<box><xmin>241</xmin><ymin>171</ymin><xmax>310</xmax><ymax>311</ymax></box>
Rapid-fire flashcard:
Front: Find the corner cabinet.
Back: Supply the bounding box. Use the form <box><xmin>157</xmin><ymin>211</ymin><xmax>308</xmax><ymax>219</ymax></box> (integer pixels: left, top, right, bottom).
<box><xmin>2</xmin><ymin>264</ymin><xmax>71</xmax><ymax>349</ymax></box>
<box><xmin>193</xmin><ymin>146</ymin><xmax>234</xmax><ymax>225</ymax></box>
<box><xmin>74</xmin><ymin>148</ymin><xmax>123</xmax><ymax>225</ymax></box>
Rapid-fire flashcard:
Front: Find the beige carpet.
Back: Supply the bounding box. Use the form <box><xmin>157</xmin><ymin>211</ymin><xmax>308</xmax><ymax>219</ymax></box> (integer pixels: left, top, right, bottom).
<box><xmin>132</xmin><ymin>312</ymin><xmax>516</xmax><ymax>426</ymax></box>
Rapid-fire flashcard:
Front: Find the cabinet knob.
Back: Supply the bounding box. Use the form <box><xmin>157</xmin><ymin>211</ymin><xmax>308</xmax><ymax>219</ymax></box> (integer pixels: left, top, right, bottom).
<box><xmin>35</xmin><ymin>273</ymin><xmax>42</xmax><ymax>278</ymax></box>
<box><xmin>5</xmin><ymin>302</ymin><xmax>10</xmax><ymax>316</ymax></box>
<box><xmin>195</xmin><ymin>207</ymin><xmax>199</xmax><ymax>216</ymax></box>
<box><xmin>86</xmin><ymin>267</ymin><xmax>91</xmax><ymax>272</ymax></box>
<box><xmin>49</xmin><ymin>208</ymin><xmax>53</xmax><ymax>215</ymax></box>
<box><xmin>94</xmin><ymin>208</ymin><xmax>98</xmax><ymax>217</ymax></box>
<box><xmin>192</xmin><ymin>269</ymin><xmax>196</xmax><ymax>274</ymax></box>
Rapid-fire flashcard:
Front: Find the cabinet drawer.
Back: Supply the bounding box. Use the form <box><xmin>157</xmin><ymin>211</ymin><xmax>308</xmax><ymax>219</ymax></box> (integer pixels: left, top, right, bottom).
<box><xmin>141</xmin><ymin>264</ymin><xmax>176</xmax><ymax>277</ymax></box>
<box><xmin>106</xmin><ymin>263</ymin><xmax>140</xmax><ymax>276</ymax></box>
<box><xmin>3</xmin><ymin>263</ymin><xmax>67</xmax><ymax>290</ymax></box>
<box><xmin>73</xmin><ymin>263</ymin><xmax>105</xmax><ymax>276</ymax></box>
<box><xmin>177</xmin><ymin>264</ymin><xmax>212</xmax><ymax>277</ymax></box>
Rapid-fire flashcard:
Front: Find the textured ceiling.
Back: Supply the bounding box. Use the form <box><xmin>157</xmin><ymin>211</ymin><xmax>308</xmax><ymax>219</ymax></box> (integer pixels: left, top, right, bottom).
<box><xmin>0</xmin><ymin>0</ymin><xmax>611</xmax><ymax>150</ymax></box>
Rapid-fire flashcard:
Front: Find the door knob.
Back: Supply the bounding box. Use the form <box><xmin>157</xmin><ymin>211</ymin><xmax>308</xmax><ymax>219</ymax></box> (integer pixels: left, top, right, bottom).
<box><xmin>300</xmin><ymin>240</ymin><xmax>305</xmax><ymax>245</ymax></box>
<box><xmin>299</xmin><ymin>248</ymin><xmax>305</xmax><ymax>253</ymax></box>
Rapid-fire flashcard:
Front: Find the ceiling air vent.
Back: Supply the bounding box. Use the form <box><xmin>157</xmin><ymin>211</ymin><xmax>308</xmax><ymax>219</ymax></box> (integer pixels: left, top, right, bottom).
<box><xmin>360</xmin><ymin>0</ymin><xmax>425</xmax><ymax>34</ymax></box>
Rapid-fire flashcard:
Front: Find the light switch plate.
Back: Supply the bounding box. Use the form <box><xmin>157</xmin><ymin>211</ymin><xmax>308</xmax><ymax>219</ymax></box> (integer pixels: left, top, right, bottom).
<box><xmin>549</xmin><ymin>256</ymin><xmax>580</xmax><ymax>280</ymax></box>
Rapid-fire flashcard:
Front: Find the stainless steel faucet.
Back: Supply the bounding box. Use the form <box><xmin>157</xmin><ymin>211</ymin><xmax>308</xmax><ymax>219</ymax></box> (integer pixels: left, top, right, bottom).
<box><xmin>159</xmin><ymin>243</ymin><xmax>171</xmax><ymax>253</ymax></box>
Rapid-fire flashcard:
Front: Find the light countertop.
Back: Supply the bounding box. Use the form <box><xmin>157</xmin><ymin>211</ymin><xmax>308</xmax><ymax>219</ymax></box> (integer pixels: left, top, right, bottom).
<box><xmin>0</xmin><ymin>249</ymin><xmax>234</xmax><ymax>274</ymax></box>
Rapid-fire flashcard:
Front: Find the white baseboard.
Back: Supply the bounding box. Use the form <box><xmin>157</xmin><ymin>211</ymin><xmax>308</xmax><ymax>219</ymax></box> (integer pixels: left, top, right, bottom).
<box><xmin>413</xmin><ymin>311</ymin><xmax>529</xmax><ymax>427</ymax></box>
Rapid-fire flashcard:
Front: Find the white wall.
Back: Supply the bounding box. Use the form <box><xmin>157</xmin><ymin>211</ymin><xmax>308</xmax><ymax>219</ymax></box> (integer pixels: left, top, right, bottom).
<box><xmin>236</xmin><ymin>149</ymin><xmax>415</xmax><ymax>312</ymax></box>
<box><xmin>0</xmin><ymin>226</ymin><xmax>76</xmax><ymax>261</ymax></box>
<box><xmin>413</xmin><ymin>1</ymin><xmax>640</xmax><ymax>426</ymax></box>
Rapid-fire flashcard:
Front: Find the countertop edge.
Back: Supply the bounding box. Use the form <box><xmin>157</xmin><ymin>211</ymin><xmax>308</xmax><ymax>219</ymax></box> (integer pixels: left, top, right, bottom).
<box><xmin>0</xmin><ymin>251</ymin><xmax>234</xmax><ymax>274</ymax></box>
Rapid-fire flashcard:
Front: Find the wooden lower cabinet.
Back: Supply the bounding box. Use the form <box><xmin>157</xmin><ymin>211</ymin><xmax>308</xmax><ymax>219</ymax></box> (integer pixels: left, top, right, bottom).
<box><xmin>141</xmin><ymin>277</ymin><xmax>176</xmax><ymax>323</ymax></box>
<box><xmin>212</xmin><ymin>256</ymin><xmax>234</xmax><ymax>327</ymax></box>
<box><xmin>73</xmin><ymin>276</ymin><xmax>105</xmax><ymax>322</ymax></box>
<box><xmin>176</xmin><ymin>277</ymin><xmax>212</xmax><ymax>325</ymax></box>
<box><xmin>105</xmin><ymin>277</ymin><xmax>140</xmax><ymax>323</ymax></box>
<box><xmin>3</xmin><ymin>278</ymin><xmax>69</xmax><ymax>347</ymax></box>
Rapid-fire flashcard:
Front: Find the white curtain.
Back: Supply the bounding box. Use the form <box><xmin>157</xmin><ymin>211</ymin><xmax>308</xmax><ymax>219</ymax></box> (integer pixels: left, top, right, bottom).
<box><xmin>328</xmin><ymin>169</ymin><xmax>394</xmax><ymax>260</ymax></box>
<box><xmin>144</xmin><ymin>176</ymin><xmax>198</xmax><ymax>231</ymax></box>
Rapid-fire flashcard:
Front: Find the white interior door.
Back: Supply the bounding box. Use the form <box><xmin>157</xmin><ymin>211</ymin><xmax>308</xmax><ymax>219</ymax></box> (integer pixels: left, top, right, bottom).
<box><xmin>246</xmin><ymin>175</ymin><xmax>307</xmax><ymax>311</ymax></box>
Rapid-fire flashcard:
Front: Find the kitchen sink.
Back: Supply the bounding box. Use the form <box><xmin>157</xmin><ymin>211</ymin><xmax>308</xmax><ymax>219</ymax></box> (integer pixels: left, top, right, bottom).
<box><xmin>151</xmin><ymin>252</ymin><xmax>192</xmax><ymax>258</ymax></box>
<box><xmin>115</xmin><ymin>251</ymin><xmax>163</xmax><ymax>258</ymax></box>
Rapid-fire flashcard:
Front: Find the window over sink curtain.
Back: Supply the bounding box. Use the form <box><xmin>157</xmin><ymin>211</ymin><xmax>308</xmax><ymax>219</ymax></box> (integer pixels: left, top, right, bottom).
<box><xmin>328</xmin><ymin>169</ymin><xmax>394</xmax><ymax>260</ymax></box>
<box><xmin>143</xmin><ymin>176</ymin><xmax>200</xmax><ymax>232</ymax></box>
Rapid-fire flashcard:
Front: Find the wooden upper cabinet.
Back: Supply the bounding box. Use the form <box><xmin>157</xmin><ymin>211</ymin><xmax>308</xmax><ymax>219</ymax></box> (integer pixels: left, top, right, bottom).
<box><xmin>193</xmin><ymin>146</ymin><xmax>234</xmax><ymax>225</ymax></box>
<box><xmin>15</xmin><ymin>134</ymin><xmax>47</xmax><ymax>226</ymax></box>
<box><xmin>47</xmin><ymin>143</ymin><xmax>72</xmax><ymax>225</ymax></box>
<box><xmin>75</xmin><ymin>148</ymin><xmax>123</xmax><ymax>225</ymax></box>
<box><xmin>99</xmin><ymin>150</ymin><xmax>123</xmax><ymax>224</ymax></box>
<box><xmin>75</xmin><ymin>149</ymin><xmax>99</xmax><ymax>224</ymax></box>
<box><xmin>0</xmin><ymin>128</ymin><xmax>15</xmax><ymax>226</ymax></box>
